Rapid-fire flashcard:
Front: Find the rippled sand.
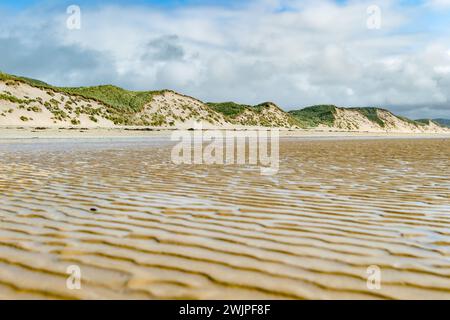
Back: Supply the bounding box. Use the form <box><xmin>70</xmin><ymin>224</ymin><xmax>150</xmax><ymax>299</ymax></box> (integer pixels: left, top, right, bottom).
<box><xmin>0</xmin><ymin>137</ymin><xmax>449</xmax><ymax>299</ymax></box>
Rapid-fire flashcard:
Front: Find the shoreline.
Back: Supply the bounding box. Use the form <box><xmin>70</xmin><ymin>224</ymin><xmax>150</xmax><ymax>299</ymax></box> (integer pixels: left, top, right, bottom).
<box><xmin>1</xmin><ymin>126</ymin><xmax>450</xmax><ymax>141</ymax></box>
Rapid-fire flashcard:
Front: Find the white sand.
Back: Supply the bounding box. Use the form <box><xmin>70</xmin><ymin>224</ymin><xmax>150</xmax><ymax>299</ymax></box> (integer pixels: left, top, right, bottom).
<box><xmin>1</xmin><ymin>126</ymin><xmax>449</xmax><ymax>141</ymax></box>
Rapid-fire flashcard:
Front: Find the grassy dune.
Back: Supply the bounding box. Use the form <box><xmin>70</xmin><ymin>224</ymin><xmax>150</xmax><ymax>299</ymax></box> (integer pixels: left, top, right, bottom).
<box><xmin>0</xmin><ymin>71</ymin><xmax>447</xmax><ymax>131</ymax></box>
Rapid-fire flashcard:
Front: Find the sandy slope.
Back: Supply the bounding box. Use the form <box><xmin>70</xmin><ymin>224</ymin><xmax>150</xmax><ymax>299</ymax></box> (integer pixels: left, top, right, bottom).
<box><xmin>139</xmin><ymin>90</ymin><xmax>230</xmax><ymax>129</ymax></box>
<box><xmin>0</xmin><ymin>80</ymin><xmax>114</xmax><ymax>128</ymax></box>
<box><xmin>330</xmin><ymin>108</ymin><xmax>447</xmax><ymax>133</ymax></box>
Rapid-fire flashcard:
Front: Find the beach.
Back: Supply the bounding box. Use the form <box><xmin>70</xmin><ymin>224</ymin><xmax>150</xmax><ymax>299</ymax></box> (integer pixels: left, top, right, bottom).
<box><xmin>1</xmin><ymin>126</ymin><xmax>450</xmax><ymax>140</ymax></box>
<box><xmin>0</xmin><ymin>133</ymin><xmax>449</xmax><ymax>299</ymax></box>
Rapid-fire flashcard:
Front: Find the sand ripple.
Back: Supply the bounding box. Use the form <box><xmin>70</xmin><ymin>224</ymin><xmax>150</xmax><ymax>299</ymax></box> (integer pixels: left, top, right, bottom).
<box><xmin>0</xmin><ymin>138</ymin><xmax>449</xmax><ymax>299</ymax></box>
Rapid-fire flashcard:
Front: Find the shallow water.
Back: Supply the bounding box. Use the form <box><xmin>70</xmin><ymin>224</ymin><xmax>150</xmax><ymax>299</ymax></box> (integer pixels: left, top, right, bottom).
<box><xmin>0</xmin><ymin>137</ymin><xmax>449</xmax><ymax>299</ymax></box>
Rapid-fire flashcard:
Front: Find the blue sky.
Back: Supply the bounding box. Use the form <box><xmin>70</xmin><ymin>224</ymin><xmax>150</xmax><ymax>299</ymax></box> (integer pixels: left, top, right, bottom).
<box><xmin>1</xmin><ymin>0</ymin><xmax>443</xmax><ymax>8</ymax></box>
<box><xmin>2</xmin><ymin>0</ymin><xmax>246</xmax><ymax>9</ymax></box>
<box><xmin>0</xmin><ymin>0</ymin><xmax>449</xmax><ymax>118</ymax></box>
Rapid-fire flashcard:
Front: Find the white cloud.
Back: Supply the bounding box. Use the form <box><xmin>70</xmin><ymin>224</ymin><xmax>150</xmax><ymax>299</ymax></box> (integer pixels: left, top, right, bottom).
<box><xmin>426</xmin><ymin>0</ymin><xmax>450</xmax><ymax>9</ymax></box>
<box><xmin>0</xmin><ymin>0</ymin><xmax>449</xmax><ymax>118</ymax></box>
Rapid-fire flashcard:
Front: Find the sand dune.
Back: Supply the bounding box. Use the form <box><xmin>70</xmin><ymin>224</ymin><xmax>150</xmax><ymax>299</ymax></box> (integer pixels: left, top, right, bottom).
<box><xmin>1</xmin><ymin>73</ymin><xmax>448</xmax><ymax>133</ymax></box>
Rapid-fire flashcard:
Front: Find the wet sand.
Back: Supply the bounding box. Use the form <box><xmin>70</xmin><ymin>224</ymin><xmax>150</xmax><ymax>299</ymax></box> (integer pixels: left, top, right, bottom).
<box><xmin>0</xmin><ymin>137</ymin><xmax>449</xmax><ymax>299</ymax></box>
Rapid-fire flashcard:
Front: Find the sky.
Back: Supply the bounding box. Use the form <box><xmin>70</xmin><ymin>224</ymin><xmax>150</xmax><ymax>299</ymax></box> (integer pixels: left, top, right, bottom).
<box><xmin>1</xmin><ymin>0</ymin><xmax>450</xmax><ymax>118</ymax></box>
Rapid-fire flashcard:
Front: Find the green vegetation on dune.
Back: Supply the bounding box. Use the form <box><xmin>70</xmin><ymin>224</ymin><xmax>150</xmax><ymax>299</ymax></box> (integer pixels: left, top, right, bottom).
<box><xmin>288</xmin><ymin>105</ymin><xmax>433</xmax><ymax>129</ymax></box>
<box><xmin>1</xmin><ymin>71</ymin><xmax>447</xmax><ymax>130</ymax></box>
<box><xmin>398</xmin><ymin>116</ymin><xmax>423</xmax><ymax>127</ymax></box>
<box><xmin>206</xmin><ymin>102</ymin><xmax>250</xmax><ymax>117</ymax></box>
<box><xmin>0</xmin><ymin>93</ymin><xmax>28</xmax><ymax>104</ymax></box>
<box><xmin>1</xmin><ymin>71</ymin><xmax>158</xmax><ymax>110</ymax></box>
<box><xmin>61</xmin><ymin>86</ymin><xmax>165</xmax><ymax>124</ymax></box>
<box><xmin>0</xmin><ymin>72</ymin><xmax>51</xmax><ymax>87</ymax></box>
<box><xmin>288</xmin><ymin>105</ymin><xmax>336</xmax><ymax>128</ymax></box>
<box><xmin>0</xmin><ymin>72</ymin><xmax>164</xmax><ymax>125</ymax></box>
<box><xmin>207</xmin><ymin>101</ymin><xmax>299</xmax><ymax>127</ymax></box>
<box><xmin>206</xmin><ymin>101</ymin><xmax>275</xmax><ymax>118</ymax></box>
<box><xmin>61</xmin><ymin>86</ymin><xmax>161</xmax><ymax>114</ymax></box>
<box><xmin>353</xmin><ymin>108</ymin><xmax>446</xmax><ymax>129</ymax></box>
<box><xmin>251</xmin><ymin>103</ymin><xmax>269</xmax><ymax>114</ymax></box>
<box><xmin>351</xmin><ymin>107</ymin><xmax>386</xmax><ymax>127</ymax></box>
<box><xmin>350</xmin><ymin>107</ymin><xmax>445</xmax><ymax>129</ymax></box>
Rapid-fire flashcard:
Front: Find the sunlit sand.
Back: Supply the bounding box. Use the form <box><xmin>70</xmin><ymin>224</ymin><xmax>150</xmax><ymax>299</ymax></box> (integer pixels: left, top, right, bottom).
<box><xmin>0</xmin><ymin>137</ymin><xmax>449</xmax><ymax>299</ymax></box>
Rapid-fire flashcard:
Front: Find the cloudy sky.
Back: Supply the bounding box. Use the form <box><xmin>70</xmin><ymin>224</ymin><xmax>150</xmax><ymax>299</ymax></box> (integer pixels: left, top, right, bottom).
<box><xmin>1</xmin><ymin>0</ymin><xmax>449</xmax><ymax>118</ymax></box>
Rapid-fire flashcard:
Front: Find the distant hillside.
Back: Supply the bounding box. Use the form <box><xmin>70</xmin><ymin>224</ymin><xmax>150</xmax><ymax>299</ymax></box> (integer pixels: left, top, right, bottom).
<box><xmin>431</xmin><ymin>119</ymin><xmax>450</xmax><ymax>128</ymax></box>
<box><xmin>0</xmin><ymin>71</ymin><xmax>448</xmax><ymax>132</ymax></box>
<box><xmin>289</xmin><ymin>105</ymin><xmax>447</xmax><ymax>133</ymax></box>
